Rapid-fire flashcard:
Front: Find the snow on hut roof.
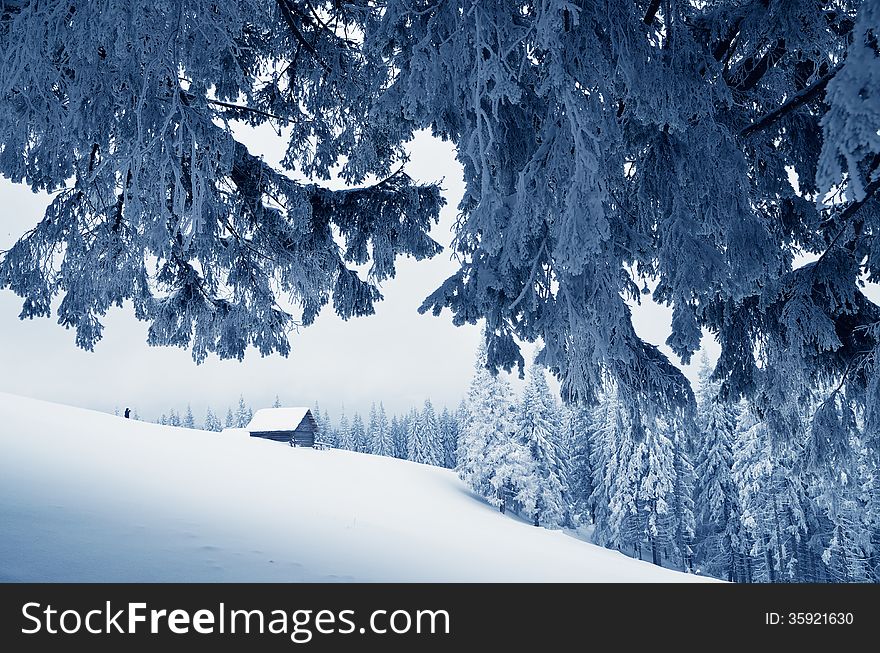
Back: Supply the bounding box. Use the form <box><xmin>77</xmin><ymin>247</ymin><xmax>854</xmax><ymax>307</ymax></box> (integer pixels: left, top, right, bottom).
<box><xmin>246</xmin><ymin>407</ymin><xmax>311</xmax><ymax>432</ymax></box>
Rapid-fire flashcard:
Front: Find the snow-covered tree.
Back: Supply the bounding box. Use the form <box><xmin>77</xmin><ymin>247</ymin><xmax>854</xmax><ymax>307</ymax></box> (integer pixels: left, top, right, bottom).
<box><xmin>458</xmin><ymin>344</ymin><xmax>524</xmax><ymax>511</ymax></box>
<box><xmin>273</xmin><ymin>395</ymin><xmax>282</xmax><ymax>408</ymax></box>
<box><xmin>390</xmin><ymin>415</ymin><xmax>408</xmax><ymax>460</ymax></box>
<box><xmin>733</xmin><ymin>404</ymin><xmax>810</xmax><ymax>583</ymax></box>
<box><xmin>591</xmin><ymin>391</ymin><xmax>635</xmax><ymax>550</ymax></box>
<box><xmin>320</xmin><ymin>408</ymin><xmax>337</xmax><ymax>448</ymax></box>
<box><xmin>367</xmin><ymin>404</ymin><xmax>378</xmax><ymax>455</ymax></box>
<box><xmin>566</xmin><ymin>405</ymin><xmax>595</xmax><ymax>527</ymax></box>
<box><xmin>636</xmin><ymin>419</ymin><xmax>677</xmax><ymax>567</ymax></box>
<box><xmin>203</xmin><ymin>406</ymin><xmax>222</xmax><ymax>432</ymax></box>
<box><xmin>168</xmin><ymin>409</ymin><xmax>181</xmax><ymax>428</ymax></box>
<box><xmin>224</xmin><ymin>407</ymin><xmax>235</xmax><ymax>429</ymax></box>
<box><xmin>235</xmin><ymin>395</ymin><xmax>252</xmax><ymax>429</ymax></box>
<box><xmin>669</xmin><ymin>421</ymin><xmax>696</xmax><ymax>572</ymax></box>
<box><xmin>351</xmin><ymin>413</ymin><xmax>367</xmax><ymax>454</ymax></box>
<box><xmin>158</xmin><ymin>414</ymin><xmax>168</xmax><ymax>426</ymax></box>
<box><xmin>438</xmin><ymin>407</ymin><xmax>459</xmax><ymax>469</ymax></box>
<box><xmin>693</xmin><ymin>357</ymin><xmax>748</xmax><ymax>581</ymax></box>
<box><xmin>515</xmin><ymin>364</ymin><xmax>568</xmax><ymax>528</ymax></box>
<box><xmin>371</xmin><ymin>403</ymin><xmax>393</xmax><ymax>458</ymax></box>
<box><xmin>408</xmin><ymin>400</ymin><xmax>442</xmax><ymax>466</ymax></box>
<box><xmin>182</xmin><ymin>404</ymin><xmax>196</xmax><ymax>429</ymax></box>
<box><xmin>804</xmin><ymin>399</ymin><xmax>874</xmax><ymax>583</ymax></box>
<box><xmin>337</xmin><ymin>409</ymin><xmax>354</xmax><ymax>452</ymax></box>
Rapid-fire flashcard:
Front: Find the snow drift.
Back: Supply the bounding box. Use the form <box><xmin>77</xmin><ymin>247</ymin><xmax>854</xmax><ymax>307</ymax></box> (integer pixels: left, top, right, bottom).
<box><xmin>0</xmin><ymin>393</ymin><xmax>706</xmax><ymax>582</ymax></box>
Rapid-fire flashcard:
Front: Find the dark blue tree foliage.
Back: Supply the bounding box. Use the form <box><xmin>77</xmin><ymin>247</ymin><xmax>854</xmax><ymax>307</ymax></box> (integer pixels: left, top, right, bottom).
<box><xmin>366</xmin><ymin>0</ymin><xmax>879</xmax><ymax>430</ymax></box>
<box><xmin>2</xmin><ymin>1</ymin><xmax>879</xmax><ymax>430</ymax></box>
<box><xmin>0</xmin><ymin>1</ymin><xmax>443</xmax><ymax>363</ymax></box>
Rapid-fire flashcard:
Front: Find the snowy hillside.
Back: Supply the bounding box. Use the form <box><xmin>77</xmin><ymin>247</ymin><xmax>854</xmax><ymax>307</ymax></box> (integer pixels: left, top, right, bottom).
<box><xmin>0</xmin><ymin>393</ymin><xmax>706</xmax><ymax>582</ymax></box>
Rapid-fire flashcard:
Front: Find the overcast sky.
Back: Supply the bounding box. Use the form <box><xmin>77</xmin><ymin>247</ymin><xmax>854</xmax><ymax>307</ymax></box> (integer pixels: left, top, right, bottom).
<box><xmin>0</xmin><ymin>127</ymin><xmax>760</xmax><ymax>425</ymax></box>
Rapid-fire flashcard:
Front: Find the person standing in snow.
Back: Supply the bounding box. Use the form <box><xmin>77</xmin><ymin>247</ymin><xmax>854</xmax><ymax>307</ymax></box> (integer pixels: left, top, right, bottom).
<box><xmin>124</xmin><ymin>407</ymin><xmax>130</xmax><ymax>419</ymax></box>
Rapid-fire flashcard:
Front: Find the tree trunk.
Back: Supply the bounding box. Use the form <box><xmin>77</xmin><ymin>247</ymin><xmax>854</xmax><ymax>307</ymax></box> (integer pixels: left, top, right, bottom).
<box><xmin>772</xmin><ymin>501</ymin><xmax>786</xmax><ymax>581</ymax></box>
<box><xmin>651</xmin><ymin>539</ymin><xmax>661</xmax><ymax>567</ymax></box>
<box><xmin>764</xmin><ymin>534</ymin><xmax>776</xmax><ymax>583</ymax></box>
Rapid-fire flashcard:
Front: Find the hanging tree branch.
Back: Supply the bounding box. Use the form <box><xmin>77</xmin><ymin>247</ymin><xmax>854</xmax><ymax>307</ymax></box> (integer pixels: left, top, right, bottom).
<box><xmin>740</xmin><ymin>65</ymin><xmax>839</xmax><ymax>138</ymax></box>
<box><xmin>729</xmin><ymin>38</ymin><xmax>787</xmax><ymax>92</ymax></box>
<box><xmin>643</xmin><ymin>0</ymin><xmax>662</xmax><ymax>26</ymax></box>
<box><xmin>817</xmin><ymin>155</ymin><xmax>880</xmax><ymax>262</ymax></box>
<box><xmin>275</xmin><ymin>0</ymin><xmax>332</xmax><ymax>73</ymax></box>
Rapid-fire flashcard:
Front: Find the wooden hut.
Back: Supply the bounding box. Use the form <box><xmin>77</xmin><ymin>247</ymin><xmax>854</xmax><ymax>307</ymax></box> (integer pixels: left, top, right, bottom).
<box><xmin>246</xmin><ymin>408</ymin><xmax>317</xmax><ymax>447</ymax></box>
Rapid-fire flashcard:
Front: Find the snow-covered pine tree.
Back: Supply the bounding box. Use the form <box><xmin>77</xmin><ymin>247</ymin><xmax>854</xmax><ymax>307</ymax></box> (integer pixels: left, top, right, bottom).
<box><xmin>390</xmin><ymin>415</ymin><xmax>408</xmax><ymax>460</ymax></box>
<box><xmin>203</xmin><ymin>406</ymin><xmax>222</xmax><ymax>432</ymax></box>
<box><xmin>182</xmin><ymin>404</ymin><xmax>196</xmax><ymax>429</ymax></box>
<box><xmin>805</xmin><ymin>398</ymin><xmax>874</xmax><ymax>582</ymax></box>
<box><xmin>235</xmin><ymin>395</ymin><xmax>252</xmax><ymax>428</ymax></box>
<box><xmin>321</xmin><ymin>408</ymin><xmax>337</xmax><ymax>448</ymax></box>
<box><xmin>515</xmin><ymin>363</ymin><xmax>568</xmax><ymax>528</ymax></box>
<box><xmin>351</xmin><ymin>413</ymin><xmax>367</xmax><ymax>454</ymax></box>
<box><xmin>670</xmin><ymin>420</ymin><xmax>696</xmax><ymax>572</ymax></box>
<box><xmin>733</xmin><ymin>403</ymin><xmax>810</xmax><ymax>582</ymax></box>
<box><xmin>367</xmin><ymin>403</ymin><xmax>378</xmax><ymax>455</ymax></box>
<box><xmin>590</xmin><ymin>391</ymin><xmax>634</xmax><ymax>550</ymax></box>
<box><xmin>158</xmin><ymin>414</ymin><xmax>168</xmax><ymax>426</ymax></box>
<box><xmin>311</xmin><ymin>402</ymin><xmax>323</xmax><ymax>442</ymax></box>
<box><xmin>311</xmin><ymin>402</ymin><xmax>331</xmax><ymax>447</ymax></box>
<box><xmin>566</xmin><ymin>405</ymin><xmax>596</xmax><ymax>527</ymax></box>
<box><xmin>337</xmin><ymin>409</ymin><xmax>354</xmax><ymax>452</ymax></box>
<box><xmin>458</xmin><ymin>343</ymin><xmax>524</xmax><ymax>511</ymax></box>
<box><xmin>693</xmin><ymin>357</ymin><xmax>748</xmax><ymax>581</ymax></box>
<box><xmin>865</xmin><ymin>462</ymin><xmax>880</xmax><ymax>583</ymax></box>
<box><xmin>637</xmin><ymin>418</ymin><xmax>678</xmax><ymax>567</ymax></box>
<box><xmin>273</xmin><ymin>395</ymin><xmax>282</xmax><ymax>408</ymax></box>
<box><xmin>438</xmin><ymin>407</ymin><xmax>459</xmax><ymax>469</ymax></box>
<box><xmin>597</xmin><ymin>397</ymin><xmax>689</xmax><ymax>567</ymax></box>
<box><xmin>372</xmin><ymin>403</ymin><xmax>393</xmax><ymax>458</ymax></box>
<box><xmin>408</xmin><ymin>400</ymin><xmax>442</xmax><ymax>466</ymax></box>
<box><xmin>224</xmin><ymin>407</ymin><xmax>235</xmax><ymax>429</ymax></box>
<box><xmin>168</xmin><ymin>409</ymin><xmax>181</xmax><ymax>427</ymax></box>
<box><xmin>404</xmin><ymin>407</ymin><xmax>419</xmax><ymax>462</ymax></box>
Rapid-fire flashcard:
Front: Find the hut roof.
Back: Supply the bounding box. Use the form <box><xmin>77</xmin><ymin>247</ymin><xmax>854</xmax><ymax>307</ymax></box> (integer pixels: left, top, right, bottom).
<box><xmin>246</xmin><ymin>407</ymin><xmax>312</xmax><ymax>432</ymax></box>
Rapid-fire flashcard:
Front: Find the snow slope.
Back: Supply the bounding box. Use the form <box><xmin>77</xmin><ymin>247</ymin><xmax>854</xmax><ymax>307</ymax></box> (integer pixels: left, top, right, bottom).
<box><xmin>0</xmin><ymin>393</ymin><xmax>707</xmax><ymax>582</ymax></box>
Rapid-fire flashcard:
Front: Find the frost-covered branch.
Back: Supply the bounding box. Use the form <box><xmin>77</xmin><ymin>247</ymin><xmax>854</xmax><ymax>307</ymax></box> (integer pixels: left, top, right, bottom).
<box><xmin>0</xmin><ymin>0</ymin><xmax>443</xmax><ymax>361</ymax></box>
<box><xmin>275</xmin><ymin>0</ymin><xmax>333</xmax><ymax>73</ymax></box>
<box><xmin>740</xmin><ymin>66</ymin><xmax>839</xmax><ymax>138</ymax></box>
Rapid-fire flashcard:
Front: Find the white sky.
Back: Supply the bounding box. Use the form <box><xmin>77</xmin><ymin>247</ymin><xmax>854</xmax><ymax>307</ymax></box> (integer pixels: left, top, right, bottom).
<box><xmin>1</xmin><ymin>129</ymin><xmax>724</xmax><ymax>424</ymax></box>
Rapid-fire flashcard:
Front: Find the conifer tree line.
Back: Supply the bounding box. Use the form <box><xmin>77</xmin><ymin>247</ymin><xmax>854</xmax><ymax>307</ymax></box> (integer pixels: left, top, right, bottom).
<box><xmin>455</xmin><ymin>345</ymin><xmax>880</xmax><ymax>583</ymax></box>
<box><xmin>147</xmin><ymin>395</ymin><xmax>462</xmax><ymax>472</ymax></box>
